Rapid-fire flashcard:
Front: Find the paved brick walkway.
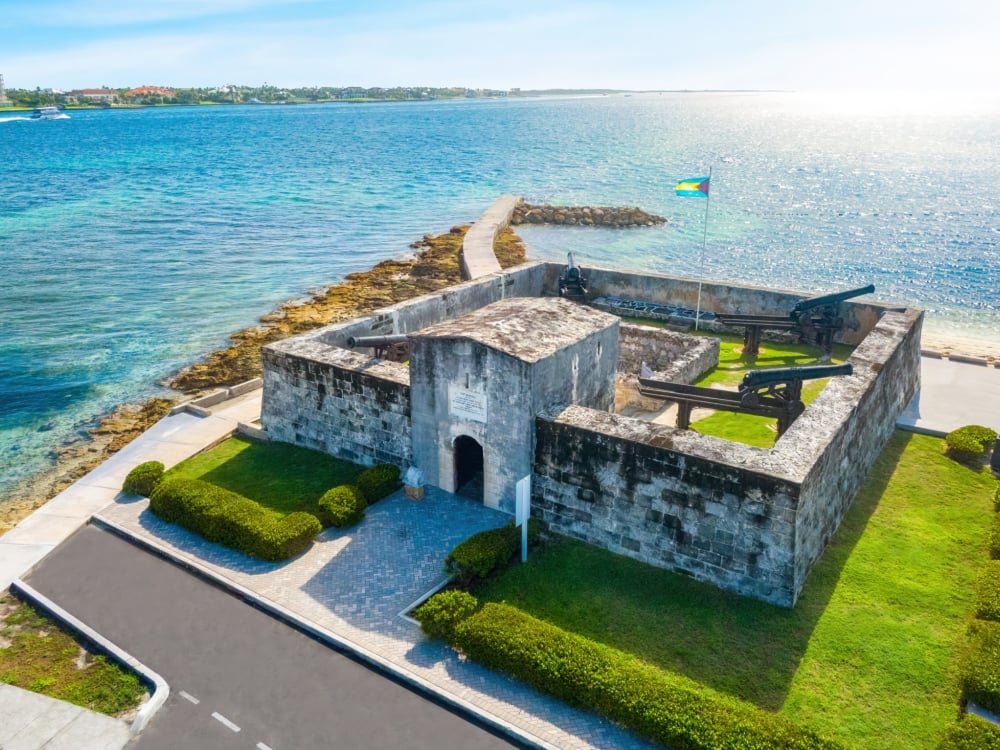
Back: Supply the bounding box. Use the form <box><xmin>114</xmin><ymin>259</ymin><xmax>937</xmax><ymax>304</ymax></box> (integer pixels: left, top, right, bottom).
<box><xmin>96</xmin><ymin>487</ymin><xmax>655</xmax><ymax>750</ymax></box>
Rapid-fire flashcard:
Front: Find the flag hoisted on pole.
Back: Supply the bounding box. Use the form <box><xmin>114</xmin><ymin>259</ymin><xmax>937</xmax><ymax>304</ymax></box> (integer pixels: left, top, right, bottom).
<box><xmin>675</xmin><ymin>170</ymin><xmax>712</xmax><ymax>330</ymax></box>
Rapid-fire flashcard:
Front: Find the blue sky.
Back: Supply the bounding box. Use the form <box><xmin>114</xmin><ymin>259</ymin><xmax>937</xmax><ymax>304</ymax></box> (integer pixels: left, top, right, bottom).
<box><xmin>2</xmin><ymin>0</ymin><xmax>996</xmax><ymax>91</ymax></box>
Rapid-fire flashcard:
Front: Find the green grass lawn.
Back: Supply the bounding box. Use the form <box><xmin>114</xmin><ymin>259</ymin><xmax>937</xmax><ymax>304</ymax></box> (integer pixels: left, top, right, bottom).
<box><xmin>0</xmin><ymin>595</ymin><xmax>146</xmax><ymax>716</ymax></box>
<box><xmin>164</xmin><ymin>436</ymin><xmax>361</xmax><ymax>517</ymax></box>
<box><xmin>690</xmin><ymin>333</ymin><xmax>852</xmax><ymax>448</ymax></box>
<box><xmin>478</xmin><ymin>432</ymin><xmax>997</xmax><ymax>749</ymax></box>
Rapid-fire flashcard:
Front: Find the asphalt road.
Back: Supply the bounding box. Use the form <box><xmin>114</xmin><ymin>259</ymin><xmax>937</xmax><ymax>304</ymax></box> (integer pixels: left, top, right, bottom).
<box><xmin>25</xmin><ymin>525</ymin><xmax>522</xmax><ymax>750</ymax></box>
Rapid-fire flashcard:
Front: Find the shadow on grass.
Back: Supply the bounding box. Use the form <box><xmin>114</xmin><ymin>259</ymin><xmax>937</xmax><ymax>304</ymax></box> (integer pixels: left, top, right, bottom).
<box><xmin>477</xmin><ymin>432</ymin><xmax>912</xmax><ymax>711</ymax></box>
<box><xmin>169</xmin><ymin>436</ymin><xmax>361</xmax><ymax>517</ymax></box>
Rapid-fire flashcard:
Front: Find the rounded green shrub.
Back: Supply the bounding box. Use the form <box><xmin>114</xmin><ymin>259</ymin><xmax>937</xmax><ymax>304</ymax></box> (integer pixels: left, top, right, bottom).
<box><xmin>935</xmin><ymin>714</ymin><xmax>1000</xmax><ymax>749</ymax></box>
<box><xmin>991</xmin><ymin>515</ymin><xmax>1000</xmax><ymax>560</ymax></box>
<box><xmin>356</xmin><ymin>464</ymin><xmax>401</xmax><ymax>504</ymax></box>
<box><xmin>994</xmin><ymin>483</ymin><xmax>1000</xmax><ymax>513</ymax></box>
<box><xmin>122</xmin><ymin>461</ymin><xmax>165</xmax><ymax>497</ymax></box>
<box><xmin>149</xmin><ymin>477</ymin><xmax>321</xmax><ymax>561</ymax></box>
<box><xmin>975</xmin><ymin>560</ymin><xmax>1000</xmax><ymax>622</ymax></box>
<box><xmin>961</xmin><ymin>619</ymin><xmax>1000</xmax><ymax>717</ymax></box>
<box><xmin>415</xmin><ymin>590</ymin><xmax>479</xmax><ymax>641</ymax></box>
<box><xmin>445</xmin><ymin>520</ymin><xmax>542</xmax><ymax>585</ymax></box>
<box><xmin>946</xmin><ymin>425</ymin><xmax>998</xmax><ymax>465</ymax></box>
<box><xmin>317</xmin><ymin>485</ymin><xmax>367</xmax><ymax>528</ymax></box>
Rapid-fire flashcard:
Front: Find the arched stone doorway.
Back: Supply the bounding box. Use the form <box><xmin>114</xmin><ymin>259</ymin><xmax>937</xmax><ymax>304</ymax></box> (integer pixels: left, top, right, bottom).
<box><xmin>453</xmin><ymin>435</ymin><xmax>484</xmax><ymax>501</ymax></box>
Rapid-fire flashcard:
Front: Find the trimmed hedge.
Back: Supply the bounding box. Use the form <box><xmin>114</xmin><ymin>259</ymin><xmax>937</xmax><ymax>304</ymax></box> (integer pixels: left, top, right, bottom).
<box><xmin>991</xmin><ymin>515</ymin><xmax>1000</xmax><ymax>560</ymax></box>
<box><xmin>356</xmin><ymin>464</ymin><xmax>401</xmax><ymax>504</ymax></box>
<box><xmin>994</xmin><ymin>483</ymin><xmax>1000</xmax><ymax>514</ymax></box>
<box><xmin>414</xmin><ymin>590</ymin><xmax>478</xmax><ymax>641</ymax></box>
<box><xmin>947</xmin><ymin>426</ymin><xmax>998</xmax><ymax>465</ymax></box>
<box><xmin>962</xmin><ymin>619</ymin><xmax>1000</xmax><ymax>716</ymax></box>
<box><xmin>445</xmin><ymin>520</ymin><xmax>542</xmax><ymax>586</ymax></box>
<box><xmin>451</xmin><ymin>601</ymin><xmax>843</xmax><ymax>750</ymax></box>
<box><xmin>149</xmin><ymin>478</ymin><xmax>321</xmax><ymax>561</ymax></box>
<box><xmin>122</xmin><ymin>461</ymin><xmax>165</xmax><ymax>497</ymax></box>
<box><xmin>317</xmin><ymin>484</ymin><xmax>367</xmax><ymax>528</ymax></box>
<box><xmin>976</xmin><ymin>561</ymin><xmax>1000</xmax><ymax>622</ymax></box>
<box><xmin>935</xmin><ymin>714</ymin><xmax>1000</xmax><ymax>749</ymax></box>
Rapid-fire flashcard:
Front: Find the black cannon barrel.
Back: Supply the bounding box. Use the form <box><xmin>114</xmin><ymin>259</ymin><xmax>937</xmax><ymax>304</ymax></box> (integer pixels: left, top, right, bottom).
<box><xmin>791</xmin><ymin>284</ymin><xmax>875</xmax><ymax>316</ymax></box>
<box><xmin>740</xmin><ymin>363</ymin><xmax>853</xmax><ymax>390</ymax></box>
<box><xmin>346</xmin><ymin>334</ymin><xmax>410</xmax><ymax>348</ymax></box>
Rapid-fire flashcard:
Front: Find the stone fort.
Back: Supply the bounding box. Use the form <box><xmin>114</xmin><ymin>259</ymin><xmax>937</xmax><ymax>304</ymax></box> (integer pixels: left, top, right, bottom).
<box><xmin>260</xmin><ymin>204</ymin><xmax>921</xmax><ymax>608</ymax></box>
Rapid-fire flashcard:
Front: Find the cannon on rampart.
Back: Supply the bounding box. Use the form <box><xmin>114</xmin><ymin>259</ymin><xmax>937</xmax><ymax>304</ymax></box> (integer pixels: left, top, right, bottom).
<box><xmin>639</xmin><ymin>363</ymin><xmax>853</xmax><ymax>436</ymax></box>
<box><xmin>715</xmin><ymin>284</ymin><xmax>875</xmax><ymax>356</ymax></box>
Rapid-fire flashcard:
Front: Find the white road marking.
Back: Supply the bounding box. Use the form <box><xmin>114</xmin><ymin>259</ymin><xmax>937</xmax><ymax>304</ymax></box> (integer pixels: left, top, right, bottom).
<box><xmin>257</xmin><ymin>743</ymin><xmax>274</xmax><ymax>750</ymax></box>
<box><xmin>179</xmin><ymin>691</ymin><xmax>200</xmax><ymax>705</ymax></box>
<box><xmin>211</xmin><ymin>712</ymin><xmax>241</xmax><ymax>732</ymax></box>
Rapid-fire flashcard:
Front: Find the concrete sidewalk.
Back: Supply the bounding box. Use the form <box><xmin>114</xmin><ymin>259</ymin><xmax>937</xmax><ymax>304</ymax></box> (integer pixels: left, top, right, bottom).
<box><xmin>0</xmin><ymin>392</ymin><xmax>261</xmax><ymax>592</ymax></box>
<box><xmin>897</xmin><ymin>356</ymin><xmax>1000</xmax><ymax>436</ymax></box>
<box><xmin>0</xmin><ymin>683</ymin><xmax>132</xmax><ymax>750</ymax></box>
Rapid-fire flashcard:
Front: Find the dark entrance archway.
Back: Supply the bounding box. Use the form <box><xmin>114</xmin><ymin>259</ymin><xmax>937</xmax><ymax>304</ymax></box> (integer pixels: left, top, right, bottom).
<box><xmin>454</xmin><ymin>435</ymin><xmax>484</xmax><ymax>501</ymax></box>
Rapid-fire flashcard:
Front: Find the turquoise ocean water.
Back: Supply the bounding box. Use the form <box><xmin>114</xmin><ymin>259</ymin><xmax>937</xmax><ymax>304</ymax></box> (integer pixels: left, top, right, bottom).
<box><xmin>1</xmin><ymin>93</ymin><xmax>998</xmax><ymax>503</ymax></box>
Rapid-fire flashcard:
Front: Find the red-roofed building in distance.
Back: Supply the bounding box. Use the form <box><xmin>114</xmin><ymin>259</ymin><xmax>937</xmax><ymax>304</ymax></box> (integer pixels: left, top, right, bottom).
<box><xmin>125</xmin><ymin>86</ymin><xmax>175</xmax><ymax>99</ymax></box>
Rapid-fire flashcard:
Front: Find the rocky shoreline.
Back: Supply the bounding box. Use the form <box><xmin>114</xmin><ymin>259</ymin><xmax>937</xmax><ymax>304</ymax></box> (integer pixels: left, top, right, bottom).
<box><xmin>511</xmin><ymin>202</ymin><xmax>666</xmax><ymax>228</ymax></box>
<box><xmin>0</xmin><ymin>226</ymin><xmax>527</xmax><ymax>533</ymax></box>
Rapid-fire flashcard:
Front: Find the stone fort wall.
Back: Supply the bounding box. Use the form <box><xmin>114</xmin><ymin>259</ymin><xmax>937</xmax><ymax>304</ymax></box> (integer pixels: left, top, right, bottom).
<box><xmin>261</xmin><ymin>254</ymin><xmax>921</xmax><ymax>606</ymax></box>
<box><xmin>532</xmin><ymin>307</ymin><xmax>922</xmax><ymax>607</ymax></box>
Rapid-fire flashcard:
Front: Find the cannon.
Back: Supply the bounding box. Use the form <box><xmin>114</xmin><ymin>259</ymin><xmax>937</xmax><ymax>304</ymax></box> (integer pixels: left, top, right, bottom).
<box><xmin>346</xmin><ymin>334</ymin><xmax>410</xmax><ymax>349</ymax></box>
<box><xmin>638</xmin><ymin>363</ymin><xmax>853</xmax><ymax>436</ymax></box>
<box><xmin>346</xmin><ymin>333</ymin><xmax>410</xmax><ymax>361</ymax></box>
<box><xmin>558</xmin><ymin>252</ymin><xmax>589</xmax><ymax>301</ymax></box>
<box><xmin>715</xmin><ymin>284</ymin><xmax>875</xmax><ymax>357</ymax></box>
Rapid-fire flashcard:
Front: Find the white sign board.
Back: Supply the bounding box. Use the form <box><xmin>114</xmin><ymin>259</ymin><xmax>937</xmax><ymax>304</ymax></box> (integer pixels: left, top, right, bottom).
<box><xmin>515</xmin><ymin>475</ymin><xmax>531</xmax><ymax>562</ymax></box>
<box><xmin>449</xmin><ymin>386</ymin><xmax>487</xmax><ymax>423</ymax></box>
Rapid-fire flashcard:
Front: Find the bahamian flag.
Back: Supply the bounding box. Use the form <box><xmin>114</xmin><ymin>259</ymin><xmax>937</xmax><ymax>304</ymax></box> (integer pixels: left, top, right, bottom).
<box><xmin>675</xmin><ymin>176</ymin><xmax>710</xmax><ymax>198</ymax></box>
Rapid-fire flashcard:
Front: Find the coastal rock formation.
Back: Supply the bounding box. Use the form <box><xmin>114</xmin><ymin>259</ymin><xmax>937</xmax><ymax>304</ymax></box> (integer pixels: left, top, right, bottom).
<box><xmin>511</xmin><ymin>203</ymin><xmax>666</xmax><ymax>228</ymax></box>
<box><xmin>169</xmin><ymin>226</ymin><xmax>526</xmax><ymax>392</ymax></box>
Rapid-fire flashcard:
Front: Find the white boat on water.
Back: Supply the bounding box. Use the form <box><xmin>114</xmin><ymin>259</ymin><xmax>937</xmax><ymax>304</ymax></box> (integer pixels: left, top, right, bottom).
<box><xmin>31</xmin><ymin>106</ymin><xmax>69</xmax><ymax>120</ymax></box>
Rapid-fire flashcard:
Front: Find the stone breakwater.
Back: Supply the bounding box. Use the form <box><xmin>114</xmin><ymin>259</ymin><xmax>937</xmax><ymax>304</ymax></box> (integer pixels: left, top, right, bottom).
<box><xmin>511</xmin><ymin>203</ymin><xmax>667</xmax><ymax>228</ymax></box>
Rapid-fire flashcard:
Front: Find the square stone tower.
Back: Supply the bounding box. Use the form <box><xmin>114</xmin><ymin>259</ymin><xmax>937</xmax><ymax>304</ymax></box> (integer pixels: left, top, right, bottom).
<box><xmin>408</xmin><ymin>297</ymin><xmax>619</xmax><ymax>512</ymax></box>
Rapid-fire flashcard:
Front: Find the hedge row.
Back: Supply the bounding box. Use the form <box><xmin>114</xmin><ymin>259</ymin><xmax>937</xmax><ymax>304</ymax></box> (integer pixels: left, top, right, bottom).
<box><xmin>961</xmin><ymin>620</ymin><xmax>1000</xmax><ymax>717</ymax></box>
<box><xmin>414</xmin><ymin>589</ymin><xmax>478</xmax><ymax>641</ymax></box>
<box><xmin>443</xmin><ymin>599</ymin><xmax>843</xmax><ymax>750</ymax></box>
<box><xmin>991</xmin><ymin>515</ymin><xmax>1000</xmax><ymax>560</ymax></box>
<box><xmin>445</xmin><ymin>520</ymin><xmax>541</xmax><ymax>585</ymax></box>
<box><xmin>977</xmin><ymin>560</ymin><xmax>1000</xmax><ymax>623</ymax></box>
<box><xmin>122</xmin><ymin>461</ymin><xmax>165</xmax><ymax>497</ymax></box>
<box><xmin>936</xmin><ymin>714</ymin><xmax>1000</xmax><ymax>749</ymax></box>
<box><xmin>149</xmin><ymin>478</ymin><xmax>321</xmax><ymax>561</ymax></box>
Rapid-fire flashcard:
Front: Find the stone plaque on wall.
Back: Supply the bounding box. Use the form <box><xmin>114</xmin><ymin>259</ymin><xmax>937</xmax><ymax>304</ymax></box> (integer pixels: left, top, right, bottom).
<box><xmin>449</xmin><ymin>385</ymin><xmax>487</xmax><ymax>423</ymax></box>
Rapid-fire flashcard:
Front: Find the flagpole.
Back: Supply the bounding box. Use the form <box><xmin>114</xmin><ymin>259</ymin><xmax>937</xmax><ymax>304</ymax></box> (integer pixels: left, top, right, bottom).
<box><xmin>694</xmin><ymin>166</ymin><xmax>712</xmax><ymax>331</ymax></box>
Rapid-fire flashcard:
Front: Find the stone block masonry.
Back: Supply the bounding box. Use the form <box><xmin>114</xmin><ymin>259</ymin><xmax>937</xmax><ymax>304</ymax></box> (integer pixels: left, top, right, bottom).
<box><xmin>786</xmin><ymin>308</ymin><xmax>923</xmax><ymax>593</ymax></box>
<box><xmin>533</xmin><ymin>408</ymin><xmax>802</xmax><ymax>605</ymax></box>
<box><xmin>617</xmin><ymin>323</ymin><xmax>719</xmax><ymax>385</ymax></box>
<box><xmin>261</xmin><ymin>342</ymin><xmax>412</xmax><ymax>468</ymax></box>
